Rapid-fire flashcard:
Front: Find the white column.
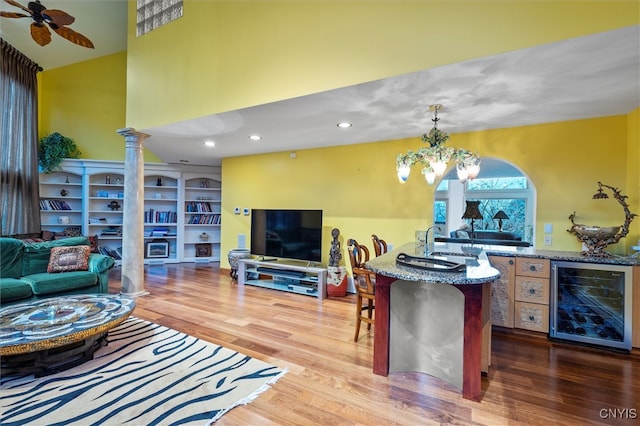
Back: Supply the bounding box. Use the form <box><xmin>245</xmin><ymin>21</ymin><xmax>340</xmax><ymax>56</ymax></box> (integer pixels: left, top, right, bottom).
<box><xmin>117</xmin><ymin>128</ymin><xmax>150</xmax><ymax>297</ymax></box>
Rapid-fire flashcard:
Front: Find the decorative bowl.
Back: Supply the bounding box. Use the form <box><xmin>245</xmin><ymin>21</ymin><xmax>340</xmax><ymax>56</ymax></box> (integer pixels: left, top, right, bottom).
<box><xmin>573</xmin><ymin>225</ymin><xmax>620</xmax><ymax>240</ymax></box>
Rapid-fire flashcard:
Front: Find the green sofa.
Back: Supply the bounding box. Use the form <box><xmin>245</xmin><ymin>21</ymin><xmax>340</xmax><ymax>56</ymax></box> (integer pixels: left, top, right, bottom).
<box><xmin>0</xmin><ymin>237</ymin><xmax>115</xmax><ymax>307</ymax></box>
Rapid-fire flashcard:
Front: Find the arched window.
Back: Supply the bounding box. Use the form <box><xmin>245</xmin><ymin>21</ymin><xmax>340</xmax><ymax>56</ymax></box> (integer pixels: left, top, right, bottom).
<box><xmin>434</xmin><ymin>158</ymin><xmax>536</xmax><ymax>245</ymax></box>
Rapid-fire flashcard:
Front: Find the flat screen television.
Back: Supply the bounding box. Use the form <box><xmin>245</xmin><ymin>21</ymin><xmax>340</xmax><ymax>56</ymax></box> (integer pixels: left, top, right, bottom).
<box><xmin>250</xmin><ymin>209</ymin><xmax>323</xmax><ymax>262</ymax></box>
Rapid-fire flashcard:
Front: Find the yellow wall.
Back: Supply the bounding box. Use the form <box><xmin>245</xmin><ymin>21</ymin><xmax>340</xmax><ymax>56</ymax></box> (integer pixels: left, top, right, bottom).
<box><xmin>34</xmin><ymin>1</ymin><xmax>638</xmax><ymax>264</ymax></box>
<box><xmin>221</xmin><ymin>114</ymin><xmax>637</xmax><ymax>266</ymax></box>
<box><xmin>37</xmin><ymin>51</ymin><xmax>162</xmax><ymax>162</ymax></box>
<box><xmin>125</xmin><ymin>0</ymin><xmax>639</xmax><ymax>130</ymax></box>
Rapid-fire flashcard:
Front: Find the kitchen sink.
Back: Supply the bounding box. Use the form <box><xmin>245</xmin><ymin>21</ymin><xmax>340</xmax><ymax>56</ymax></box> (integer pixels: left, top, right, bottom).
<box><xmin>396</xmin><ymin>252</ymin><xmax>474</xmax><ymax>272</ymax></box>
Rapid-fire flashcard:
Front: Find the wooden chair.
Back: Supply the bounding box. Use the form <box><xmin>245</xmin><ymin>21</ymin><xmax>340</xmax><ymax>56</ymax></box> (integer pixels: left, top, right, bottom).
<box><xmin>371</xmin><ymin>234</ymin><xmax>388</xmax><ymax>257</ymax></box>
<box><xmin>348</xmin><ymin>238</ymin><xmax>376</xmax><ymax>342</ymax></box>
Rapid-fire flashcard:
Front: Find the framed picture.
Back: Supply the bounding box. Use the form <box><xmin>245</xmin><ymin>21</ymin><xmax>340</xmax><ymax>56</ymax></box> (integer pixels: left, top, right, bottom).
<box><xmin>146</xmin><ymin>240</ymin><xmax>169</xmax><ymax>258</ymax></box>
<box><xmin>195</xmin><ymin>243</ymin><xmax>212</xmax><ymax>257</ymax></box>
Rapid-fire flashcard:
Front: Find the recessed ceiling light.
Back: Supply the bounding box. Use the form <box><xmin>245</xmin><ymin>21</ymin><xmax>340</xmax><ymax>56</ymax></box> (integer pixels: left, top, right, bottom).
<box><xmin>249</xmin><ymin>135</ymin><xmax>261</xmax><ymax>141</ymax></box>
<box><xmin>204</xmin><ymin>140</ymin><xmax>215</xmax><ymax>147</ymax></box>
<box><xmin>337</xmin><ymin>122</ymin><xmax>352</xmax><ymax>128</ymax></box>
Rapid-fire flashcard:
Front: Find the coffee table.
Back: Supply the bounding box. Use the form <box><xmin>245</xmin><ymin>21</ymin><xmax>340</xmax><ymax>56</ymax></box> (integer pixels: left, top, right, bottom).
<box><xmin>0</xmin><ymin>294</ymin><xmax>135</xmax><ymax>377</ymax></box>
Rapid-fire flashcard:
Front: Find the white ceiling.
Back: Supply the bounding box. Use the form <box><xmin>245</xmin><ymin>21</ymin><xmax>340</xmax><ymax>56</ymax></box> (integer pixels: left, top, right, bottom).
<box><xmin>0</xmin><ymin>0</ymin><xmax>127</xmax><ymax>70</ymax></box>
<box><xmin>1</xmin><ymin>1</ymin><xmax>638</xmax><ymax>167</ymax></box>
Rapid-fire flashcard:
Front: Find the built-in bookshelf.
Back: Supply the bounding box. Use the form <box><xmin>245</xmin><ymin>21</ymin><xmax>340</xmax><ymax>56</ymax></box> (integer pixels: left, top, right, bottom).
<box><xmin>39</xmin><ymin>160</ymin><xmax>222</xmax><ymax>265</ymax></box>
<box><xmin>182</xmin><ymin>176</ymin><xmax>221</xmax><ymax>263</ymax></box>
<box><xmin>143</xmin><ymin>173</ymin><xmax>180</xmax><ymax>264</ymax></box>
<box><xmin>87</xmin><ymin>171</ymin><xmax>125</xmax><ymax>264</ymax></box>
<box><xmin>38</xmin><ymin>168</ymin><xmax>83</xmax><ymax>236</ymax></box>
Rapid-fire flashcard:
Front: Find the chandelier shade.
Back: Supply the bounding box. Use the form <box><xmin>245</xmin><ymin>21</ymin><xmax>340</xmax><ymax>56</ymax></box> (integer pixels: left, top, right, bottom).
<box><xmin>396</xmin><ymin>104</ymin><xmax>481</xmax><ymax>185</ymax></box>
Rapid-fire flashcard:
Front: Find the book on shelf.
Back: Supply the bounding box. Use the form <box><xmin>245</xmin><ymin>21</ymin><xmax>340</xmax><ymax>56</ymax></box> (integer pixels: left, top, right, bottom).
<box><xmin>185</xmin><ymin>202</ymin><xmax>213</xmax><ymax>212</ymax></box>
<box><xmin>151</xmin><ymin>227</ymin><xmax>170</xmax><ymax>236</ymax></box>
<box><xmin>100</xmin><ymin>226</ymin><xmax>122</xmax><ymax>236</ymax></box>
<box><xmin>98</xmin><ymin>245</ymin><xmax>122</xmax><ymax>259</ymax></box>
<box><xmin>187</xmin><ymin>214</ymin><xmax>221</xmax><ymax>224</ymax></box>
<box><xmin>40</xmin><ymin>199</ymin><xmax>72</xmax><ymax>210</ymax></box>
<box><xmin>145</xmin><ymin>209</ymin><xmax>177</xmax><ymax>223</ymax></box>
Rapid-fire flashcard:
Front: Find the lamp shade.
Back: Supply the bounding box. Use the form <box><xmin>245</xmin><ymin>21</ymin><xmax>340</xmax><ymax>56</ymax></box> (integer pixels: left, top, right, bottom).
<box><xmin>462</xmin><ymin>201</ymin><xmax>483</xmax><ymax>220</ymax></box>
<box><xmin>492</xmin><ymin>210</ymin><xmax>509</xmax><ymax>220</ymax></box>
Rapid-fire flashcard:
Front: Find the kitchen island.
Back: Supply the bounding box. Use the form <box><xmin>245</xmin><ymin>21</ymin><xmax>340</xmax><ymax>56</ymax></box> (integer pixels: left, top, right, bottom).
<box><xmin>365</xmin><ymin>242</ymin><xmax>500</xmax><ymax>401</ymax></box>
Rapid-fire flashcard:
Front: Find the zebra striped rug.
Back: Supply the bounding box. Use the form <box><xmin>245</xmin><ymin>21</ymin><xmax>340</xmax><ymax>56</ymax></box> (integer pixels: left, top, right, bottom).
<box><xmin>0</xmin><ymin>317</ymin><xmax>286</xmax><ymax>425</ymax></box>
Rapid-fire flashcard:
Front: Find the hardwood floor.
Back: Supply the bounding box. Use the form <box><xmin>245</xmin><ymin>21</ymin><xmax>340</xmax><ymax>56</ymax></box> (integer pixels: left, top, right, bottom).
<box><xmin>108</xmin><ymin>263</ymin><xmax>639</xmax><ymax>425</ymax></box>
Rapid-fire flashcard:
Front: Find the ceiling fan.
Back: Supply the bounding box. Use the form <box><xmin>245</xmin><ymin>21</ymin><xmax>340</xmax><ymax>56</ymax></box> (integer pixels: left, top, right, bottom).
<box><xmin>0</xmin><ymin>0</ymin><xmax>94</xmax><ymax>48</ymax></box>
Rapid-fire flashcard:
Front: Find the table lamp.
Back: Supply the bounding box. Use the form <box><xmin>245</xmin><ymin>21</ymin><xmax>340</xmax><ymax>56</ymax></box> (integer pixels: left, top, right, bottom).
<box><xmin>462</xmin><ymin>201</ymin><xmax>483</xmax><ymax>242</ymax></box>
<box><xmin>492</xmin><ymin>210</ymin><xmax>509</xmax><ymax>232</ymax></box>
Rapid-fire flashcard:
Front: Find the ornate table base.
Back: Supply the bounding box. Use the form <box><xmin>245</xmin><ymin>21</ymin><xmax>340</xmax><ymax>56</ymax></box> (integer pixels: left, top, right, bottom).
<box><xmin>0</xmin><ymin>294</ymin><xmax>135</xmax><ymax>378</ymax></box>
<box><xmin>1</xmin><ymin>332</ymin><xmax>107</xmax><ymax>377</ymax></box>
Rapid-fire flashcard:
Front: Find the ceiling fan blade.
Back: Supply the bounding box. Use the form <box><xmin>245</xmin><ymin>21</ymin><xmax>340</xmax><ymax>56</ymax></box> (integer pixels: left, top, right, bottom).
<box><xmin>30</xmin><ymin>22</ymin><xmax>51</xmax><ymax>46</ymax></box>
<box><xmin>50</xmin><ymin>25</ymin><xmax>94</xmax><ymax>49</ymax></box>
<box><xmin>43</xmin><ymin>8</ymin><xmax>74</xmax><ymax>26</ymax></box>
<box><xmin>4</xmin><ymin>0</ymin><xmax>31</xmax><ymax>14</ymax></box>
<box><xmin>0</xmin><ymin>11</ymin><xmax>29</xmax><ymax>18</ymax></box>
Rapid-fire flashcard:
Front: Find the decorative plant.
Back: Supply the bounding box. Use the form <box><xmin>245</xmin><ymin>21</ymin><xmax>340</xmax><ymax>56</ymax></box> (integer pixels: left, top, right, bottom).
<box><xmin>38</xmin><ymin>132</ymin><xmax>81</xmax><ymax>173</ymax></box>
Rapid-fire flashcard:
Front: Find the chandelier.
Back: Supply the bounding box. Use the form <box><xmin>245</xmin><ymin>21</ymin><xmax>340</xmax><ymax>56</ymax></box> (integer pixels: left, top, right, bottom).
<box><xmin>396</xmin><ymin>104</ymin><xmax>481</xmax><ymax>185</ymax></box>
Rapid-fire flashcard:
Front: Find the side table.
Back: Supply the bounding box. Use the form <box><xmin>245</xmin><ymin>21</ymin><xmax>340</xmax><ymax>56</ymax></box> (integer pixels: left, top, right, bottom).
<box><xmin>228</xmin><ymin>248</ymin><xmax>252</xmax><ymax>280</ymax></box>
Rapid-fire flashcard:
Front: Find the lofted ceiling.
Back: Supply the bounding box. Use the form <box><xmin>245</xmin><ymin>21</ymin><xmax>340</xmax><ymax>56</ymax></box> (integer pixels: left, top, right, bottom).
<box><xmin>1</xmin><ymin>1</ymin><xmax>638</xmax><ymax>167</ymax></box>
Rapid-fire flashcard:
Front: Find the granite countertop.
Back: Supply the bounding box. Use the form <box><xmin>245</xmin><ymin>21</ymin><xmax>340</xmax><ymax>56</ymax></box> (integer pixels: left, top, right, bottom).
<box><xmin>365</xmin><ymin>241</ymin><xmax>638</xmax><ymax>285</ymax></box>
<box><xmin>365</xmin><ymin>242</ymin><xmax>500</xmax><ymax>285</ymax></box>
<box><xmin>473</xmin><ymin>243</ymin><xmax>639</xmax><ymax>266</ymax></box>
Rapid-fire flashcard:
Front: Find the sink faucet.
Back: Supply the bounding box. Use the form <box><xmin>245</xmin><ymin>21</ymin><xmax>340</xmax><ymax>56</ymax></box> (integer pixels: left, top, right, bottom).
<box><xmin>425</xmin><ymin>225</ymin><xmax>442</xmax><ymax>256</ymax></box>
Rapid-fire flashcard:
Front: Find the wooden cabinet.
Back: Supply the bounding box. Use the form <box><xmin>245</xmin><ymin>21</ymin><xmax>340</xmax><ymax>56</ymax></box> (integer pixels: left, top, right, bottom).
<box><xmin>488</xmin><ymin>256</ymin><xmax>515</xmax><ymax>328</ymax></box>
<box><xmin>514</xmin><ymin>301</ymin><xmax>549</xmax><ymax>332</ymax></box>
<box><xmin>515</xmin><ymin>257</ymin><xmax>550</xmax><ymax>278</ymax></box>
<box><xmin>489</xmin><ymin>256</ymin><xmax>550</xmax><ymax>333</ymax></box>
<box><xmin>514</xmin><ymin>258</ymin><xmax>550</xmax><ymax>332</ymax></box>
<box><xmin>515</xmin><ymin>276</ymin><xmax>549</xmax><ymax>304</ymax></box>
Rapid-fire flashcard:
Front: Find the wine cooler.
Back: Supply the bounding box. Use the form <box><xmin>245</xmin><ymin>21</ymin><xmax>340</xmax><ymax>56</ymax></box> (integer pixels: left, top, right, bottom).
<box><xmin>550</xmin><ymin>261</ymin><xmax>632</xmax><ymax>351</ymax></box>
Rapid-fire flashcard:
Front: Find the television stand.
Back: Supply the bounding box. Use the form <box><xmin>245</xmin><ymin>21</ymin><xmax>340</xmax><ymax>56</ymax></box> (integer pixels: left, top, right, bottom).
<box><xmin>238</xmin><ymin>258</ymin><xmax>327</xmax><ymax>299</ymax></box>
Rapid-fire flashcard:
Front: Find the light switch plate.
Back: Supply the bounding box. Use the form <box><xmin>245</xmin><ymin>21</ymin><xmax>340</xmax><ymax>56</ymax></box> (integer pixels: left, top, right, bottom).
<box><xmin>544</xmin><ymin>223</ymin><xmax>553</xmax><ymax>233</ymax></box>
<box><xmin>544</xmin><ymin>235</ymin><xmax>552</xmax><ymax>246</ymax></box>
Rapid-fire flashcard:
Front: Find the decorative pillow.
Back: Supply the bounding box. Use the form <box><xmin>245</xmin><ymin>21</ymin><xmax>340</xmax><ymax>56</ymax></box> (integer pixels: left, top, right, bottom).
<box><xmin>88</xmin><ymin>235</ymin><xmax>99</xmax><ymax>253</ymax></box>
<box><xmin>47</xmin><ymin>245</ymin><xmax>91</xmax><ymax>273</ymax></box>
<box><xmin>456</xmin><ymin>230</ymin><xmax>470</xmax><ymax>239</ymax></box>
<box><xmin>42</xmin><ymin>230</ymin><xmax>56</xmax><ymax>241</ymax></box>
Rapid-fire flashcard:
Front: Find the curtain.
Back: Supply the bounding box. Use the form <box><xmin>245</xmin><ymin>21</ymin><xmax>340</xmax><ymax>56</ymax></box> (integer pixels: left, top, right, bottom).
<box><xmin>0</xmin><ymin>38</ymin><xmax>42</xmax><ymax>236</ymax></box>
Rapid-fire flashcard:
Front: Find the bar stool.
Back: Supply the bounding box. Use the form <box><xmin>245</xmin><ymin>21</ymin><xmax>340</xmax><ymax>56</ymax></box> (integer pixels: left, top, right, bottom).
<box><xmin>348</xmin><ymin>238</ymin><xmax>376</xmax><ymax>341</ymax></box>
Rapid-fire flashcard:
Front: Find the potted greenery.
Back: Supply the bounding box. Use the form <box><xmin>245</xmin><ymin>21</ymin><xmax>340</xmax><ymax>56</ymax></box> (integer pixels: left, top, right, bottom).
<box><xmin>327</xmin><ymin>228</ymin><xmax>348</xmax><ymax>297</ymax></box>
<box><xmin>38</xmin><ymin>132</ymin><xmax>81</xmax><ymax>173</ymax></box>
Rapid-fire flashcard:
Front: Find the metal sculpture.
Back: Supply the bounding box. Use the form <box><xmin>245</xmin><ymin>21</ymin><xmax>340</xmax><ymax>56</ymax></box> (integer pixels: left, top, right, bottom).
<box><xmin>568</xmin><ymin>181</ymin><xmax>637</xmax><ymax>257</ymax></box>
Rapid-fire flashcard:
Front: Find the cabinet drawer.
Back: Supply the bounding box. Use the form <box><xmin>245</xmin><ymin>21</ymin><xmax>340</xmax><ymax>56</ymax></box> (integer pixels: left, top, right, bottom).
<box><xmin>516</xmin><ymin>258</ymin><xmax>550</xmax><ymax>278</ymax></box>
<box><xmin>515</xmin><ymin>301</ymin><xmax>549</xmax><ymax>332</ymax></box>
<box><xmin>515</xmin><ymin>276</ymin><xmax>549</xmax><ymax>305</ymax></box>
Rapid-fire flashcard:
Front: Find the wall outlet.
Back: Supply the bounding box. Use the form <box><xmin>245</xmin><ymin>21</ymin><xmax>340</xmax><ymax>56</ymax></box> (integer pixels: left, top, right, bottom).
<box><xmin>544</xmin><ymin>235</ymin><xmax>552</xmax><ymax>246</ymax></box>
